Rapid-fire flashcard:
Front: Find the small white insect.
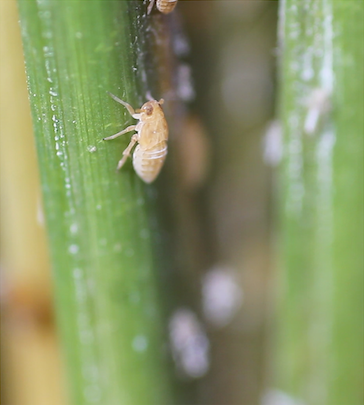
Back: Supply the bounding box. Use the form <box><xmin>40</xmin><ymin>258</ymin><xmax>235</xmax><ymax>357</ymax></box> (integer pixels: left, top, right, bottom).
<box><xmin>169</xmin><ymin>309</ymin><xmax>210</xmax><ymax>378</ymax></box>
<box><xmin>304</xmin><ymin>88</ymin><xmax>331</xmax><ymax>135</ymax></box>
<box><xmin>147</xmin><ymin>0</ymin><xmax>178</xmax><ymax>14</ymax></box>
<box><xmin>103</xmin><ymin>92</ymin><xmax>168</xmax><ymax>183</ymax></box>
<box><xmin>202</xmin><ymin>267</ymin><xmax>243</xmax><ymax>328</ymax></box>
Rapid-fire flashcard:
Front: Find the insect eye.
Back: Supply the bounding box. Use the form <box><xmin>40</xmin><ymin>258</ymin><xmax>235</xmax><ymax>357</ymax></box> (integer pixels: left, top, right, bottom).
<box><xmin>145</xmin><ymin>105</ymin><xmax>153</xmax><ymax>116</ymax></box>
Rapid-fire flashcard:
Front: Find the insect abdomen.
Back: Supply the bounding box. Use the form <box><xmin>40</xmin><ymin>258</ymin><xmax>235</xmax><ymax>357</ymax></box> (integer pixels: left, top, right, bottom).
<box><xmin>133</xmin><ymin>141</ymin><xmax>168</xmax><ymax>183</ymax></box>
<box><xmin>156</xmin><ymin>0</ymin><xmax>177</xmax><ymax>14</ymax></box>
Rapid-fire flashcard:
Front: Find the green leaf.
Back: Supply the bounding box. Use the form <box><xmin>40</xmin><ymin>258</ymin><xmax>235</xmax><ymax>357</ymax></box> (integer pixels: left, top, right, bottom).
<box><xmin>18</xmin><ymin>1</ymin><xmax>175</xmax><ymax>404</ymax></box>
<box><xmin>275</xmin><ymin>1</ymin><xmax>363</xmax><ymax>404</ymax></box>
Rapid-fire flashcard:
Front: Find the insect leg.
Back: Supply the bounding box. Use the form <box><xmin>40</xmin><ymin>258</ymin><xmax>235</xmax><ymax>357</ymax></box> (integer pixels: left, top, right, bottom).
<box><xmin>116</xmin><ymin>134</ymin><xmax>138</xmax><ymax>171</ymax></box>
<box><xmin>103</xmin><ymin>125</ymin><xmax>136</xmax><ymax>141</ymax></box>
<box><xmin>108</xmin><ymin>92</ymin><xmax>136</xmax><ymax>116</ymax></box>
<box><xmin>147</xmin><ymin>0</ymin><xmax>155</xmax><ymax>14</ymax></box>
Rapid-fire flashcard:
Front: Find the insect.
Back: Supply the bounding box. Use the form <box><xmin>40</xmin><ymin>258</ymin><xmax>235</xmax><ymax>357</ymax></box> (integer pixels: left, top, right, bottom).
<box><xmin>103</xmin><ymin>92</ymin><xmax>168</xmax><ymax>183</ymax></box>
<box><xmin>304</xmin><ymin>88</ymin><xmax>331</xmax><ymax>135</ymax></box>
<box><xmin>147</xmin><ymin>0</ymin><xmax>178</xmax><ymax>14</ymax></box>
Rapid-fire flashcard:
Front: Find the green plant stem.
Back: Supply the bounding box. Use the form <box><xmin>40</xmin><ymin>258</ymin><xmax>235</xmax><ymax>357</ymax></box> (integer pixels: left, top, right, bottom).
<box><xmin>276</xmin><ymin>1</ymin><xmax>363</xmax><ymax>404</ymax></box>
<box><xmin>18</xmin><ymin>1</ymin><xmax>175</xmax><ymax>404</ymax></box>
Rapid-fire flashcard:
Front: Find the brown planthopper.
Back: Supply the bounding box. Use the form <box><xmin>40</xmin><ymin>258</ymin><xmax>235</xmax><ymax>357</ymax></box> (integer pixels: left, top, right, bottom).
<box><xmin>103</xmin><ymin>92</ymin><xmax>168</xmax><ymax>183</ymax></box>
<box><xmin>147</xmin><ymin>0</ymin><xmax>178</xmax><ymax>15</ymax></box>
